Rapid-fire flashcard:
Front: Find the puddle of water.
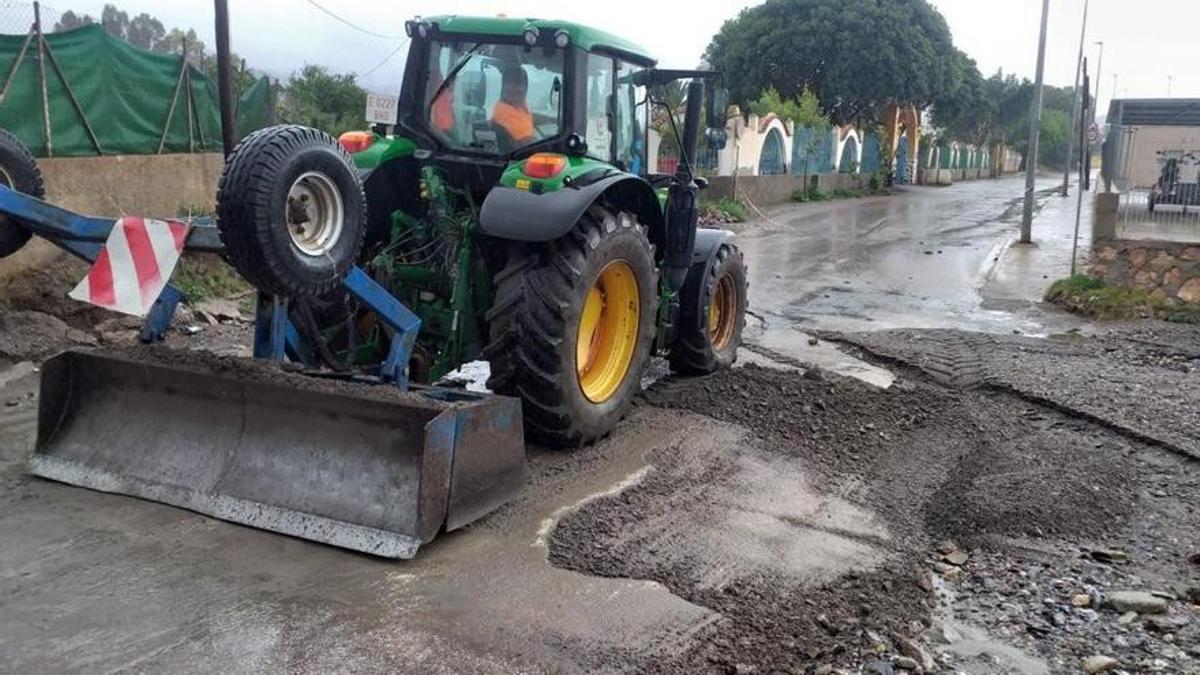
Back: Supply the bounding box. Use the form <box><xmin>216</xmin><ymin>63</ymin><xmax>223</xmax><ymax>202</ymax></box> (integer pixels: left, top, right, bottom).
<box><xmin>735</xmin><ymin>348</ymin><xmax>803</xmax><ymax>373</ymax></box>
<box><xmin>930</xmin><ymin>576</ymin><xmax>1051</xmax><ymax>674</ymax></box>
<box><xmin>747</xmin><ymin>326</ymin><xmax>895</xmax><ymax>389</ymax></box>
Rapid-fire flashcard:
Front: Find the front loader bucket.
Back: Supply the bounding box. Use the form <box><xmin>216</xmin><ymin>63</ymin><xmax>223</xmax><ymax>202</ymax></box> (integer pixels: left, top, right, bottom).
<box><xmin>28</xmin><ymin>350</ymin><xmax>524</xmax><ymax>559</ymax></box>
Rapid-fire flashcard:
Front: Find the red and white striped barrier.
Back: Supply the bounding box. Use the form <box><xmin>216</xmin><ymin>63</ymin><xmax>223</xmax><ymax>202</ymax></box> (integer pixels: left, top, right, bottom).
<box><xmin>69</xmin><ymin>217</ymin><xmax>190</xmax><ymax>317</ymax></box>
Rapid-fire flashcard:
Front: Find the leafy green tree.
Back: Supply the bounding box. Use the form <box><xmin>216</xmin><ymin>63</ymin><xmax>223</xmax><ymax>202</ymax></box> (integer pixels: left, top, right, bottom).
<box><xmin>201</xmin><ymin>55</ymin><xmax>259</xmax><ymax>100</ymax></box>
<box><xmin>53</xmin><ymin>10</ymin><xmax>95</xmax><ymax>32</ymax></box>
<box><xmin>706</xmin><ymin>0</ymin><xmax>967</xmax><ymax>124</ymax></box>
<box><xmin>155</xmin><ymin>27</ymin><xmax>205</xmax><ymax>58</ymax></box>
<box><xmin>932</xmin><ymin>66</ymin><xmax>1084</xmax><ymax>170</ymax></box>
<box><xmin>126</xmin><ymin>13</ymin><xmax>166</xmax><ymax>50</ymax></box>
<box><xmin>749</xmin><ymin>87</ymin><xmax>829</xmax><ymax>129</ymax></box>
<box><xmin>279</xmin><ymin>65</ymin><xmax>366</xmax><ymax>136</ymax></box>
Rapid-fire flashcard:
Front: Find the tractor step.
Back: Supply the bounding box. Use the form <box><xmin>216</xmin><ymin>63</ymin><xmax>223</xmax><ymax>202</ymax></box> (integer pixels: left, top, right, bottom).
<box><xmin>29</xmin><ymin>350</ymin><xmax>524</xmax><ymax>558</ymax></box>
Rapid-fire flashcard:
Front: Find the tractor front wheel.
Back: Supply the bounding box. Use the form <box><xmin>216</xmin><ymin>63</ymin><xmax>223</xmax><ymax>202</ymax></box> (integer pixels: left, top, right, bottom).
<box><xmin>216</xmin><ymin>125</ymin><xmax>366</xmax><ymax>298</ymax></box>
<box><xmin>0</xmin><ymin>128</ymin><xmax>45</xmax><ymax>258</ymax></box>
<box><xmin>486</xmin><ymin>206</ymin><xmax>657</xmax><ymax>446</ymax></box>
<box><xmin>669</xmin><ymin>243</ymin><xmax>748</xmax><ymax>375</ymax></box>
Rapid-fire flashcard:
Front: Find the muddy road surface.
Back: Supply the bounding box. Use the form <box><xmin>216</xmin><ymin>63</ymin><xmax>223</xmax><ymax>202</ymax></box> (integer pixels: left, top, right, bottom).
<box><xmin>1</xmin><ymin>177</ymin><xmax>1198</xmax><ymax>673</ymax></box>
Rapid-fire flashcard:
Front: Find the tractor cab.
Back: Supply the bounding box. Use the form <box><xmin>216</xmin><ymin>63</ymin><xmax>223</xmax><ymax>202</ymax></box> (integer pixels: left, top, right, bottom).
<box><xmin>397</xmin><ymin>16</ymin><xmax>659</xmax><ymax>176</ymax></box>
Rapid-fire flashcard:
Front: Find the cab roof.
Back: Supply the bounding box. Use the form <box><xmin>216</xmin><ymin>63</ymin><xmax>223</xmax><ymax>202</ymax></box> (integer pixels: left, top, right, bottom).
<box><xmin>421</xmin><ymin>15</ymin><xmax>656</xmax><ymax>66</ymax></box>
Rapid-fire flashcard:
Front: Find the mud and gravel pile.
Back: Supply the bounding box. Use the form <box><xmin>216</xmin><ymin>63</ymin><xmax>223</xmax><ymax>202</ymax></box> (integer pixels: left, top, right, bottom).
<box><xmin>829</xmin><ymin>325</ymin><xmax>1200</xmax><ymax>457</ymax></box>
<box><xmin>87</xmin><ymin>344</ymin><xmax>447</xmax><ymax>409</ymax></box>
<box><xmin>549</xmin><ymin>349</ymin><xmax>1200</xmax><ymax>674</ymax></box>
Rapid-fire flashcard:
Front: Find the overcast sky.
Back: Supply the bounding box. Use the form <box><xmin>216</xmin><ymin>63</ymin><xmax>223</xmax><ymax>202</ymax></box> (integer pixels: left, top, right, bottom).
<box><xmin>46</xmin><ymin>0</ymin><xmax>1199</xmax><ymax>117</ymax></box>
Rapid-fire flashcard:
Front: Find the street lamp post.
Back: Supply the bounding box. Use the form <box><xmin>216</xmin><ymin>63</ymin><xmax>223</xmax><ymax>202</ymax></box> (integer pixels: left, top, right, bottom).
<box><xmin>1061</xmin><ymin>0</ymin><xmax>1090</xmax><ymax>197</ymax></box>
<box><xmin>1020</xmin><ymin>0</ymin><xmax>1051</xmax><ymax>244</ymax></box>
<box><xmin>1093</xmin><ymin>42</ymin><xmax>1104</xmax><ymax>122</ymax></box>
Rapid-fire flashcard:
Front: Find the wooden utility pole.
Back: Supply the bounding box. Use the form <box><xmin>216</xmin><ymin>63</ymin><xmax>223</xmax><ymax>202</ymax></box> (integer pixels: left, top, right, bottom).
<box><xmin>1020</xmin><ymin>0</ymin><xmax>1050</xmax><ymax>244</ymax></box>
<box><xmin>214</xmin><ymin>0</ymin><xmax>237</xmax><ymax>156</ymax></box>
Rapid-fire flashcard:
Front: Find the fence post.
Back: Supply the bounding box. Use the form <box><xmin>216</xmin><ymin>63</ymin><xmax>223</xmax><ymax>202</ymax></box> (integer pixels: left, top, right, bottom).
<box><xmin>183</xmin><ymin>38</ymin><xmax>195</xmax><ymax>153</ymax></box>
<box><xmin>33</xmin><ymin>1</ymin><xmax>52</xmax><ymax>157</ymax></box>
<box><xmin>0</xmin><ymin>28</ymin><xmax>34</xmax><ymax>107</ymax></box>
<box><xmin>158</xmin><ymin>49</ymin><xmax>190</xmax><ymax>154</ymax></box>
<box><xmin>41</xmin><ymin>37</ymin><xmax>104</xmax><ymax>155</ymax></box>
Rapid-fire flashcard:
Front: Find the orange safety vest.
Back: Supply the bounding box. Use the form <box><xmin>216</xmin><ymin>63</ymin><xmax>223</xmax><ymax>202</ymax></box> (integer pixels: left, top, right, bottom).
<box><xmin>432</xmin><ymin>91</ymin><xmax>454</xmax><ymax>132</ymax></box>
<box><xmin>491</xmin><ymin>101</ymin><xmax>534</xmax><ymax>142</ymax></box>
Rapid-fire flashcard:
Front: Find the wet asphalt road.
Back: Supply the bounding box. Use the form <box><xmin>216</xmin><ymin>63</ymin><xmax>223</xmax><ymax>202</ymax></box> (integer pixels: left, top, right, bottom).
<box><xmin>739</xmin><ymin>175</ymin><xmax>1091</xmax><ymax>380</ymax></box>
<box><xmin>0</xmin><ymin>176</ymin><xmax>1090</xmax><ymax>672</ymax></box>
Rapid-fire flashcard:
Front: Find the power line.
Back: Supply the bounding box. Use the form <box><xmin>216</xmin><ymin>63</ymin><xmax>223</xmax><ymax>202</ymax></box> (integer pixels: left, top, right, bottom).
<box><xmin>303</xmin><ymin>0</ymin><xmax>406</xmax><ymax>40</ymax></box>
<box><xmin>355</xmin><ymin>39</ymin><xmax>408</xmax><ymax>78</ymax></box>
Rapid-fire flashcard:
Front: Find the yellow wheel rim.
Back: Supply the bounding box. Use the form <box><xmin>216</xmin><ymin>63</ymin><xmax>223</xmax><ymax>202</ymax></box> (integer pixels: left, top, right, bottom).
<box><xmin>708</xmin><ymin>274</ymin><xmax>737</xmax><ymax>351</ymax></box>
<box><xmin>576</xmin><ymin>260</ymin><xmax>640</xmax><ymax>403</ymax></box>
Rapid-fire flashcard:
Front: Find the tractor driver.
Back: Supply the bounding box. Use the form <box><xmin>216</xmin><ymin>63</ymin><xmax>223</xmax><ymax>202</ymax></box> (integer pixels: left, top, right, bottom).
<box><xmin>491</xmin><ymin>66</ymin><xmax>535</xmax><ymax>146</ymax></box>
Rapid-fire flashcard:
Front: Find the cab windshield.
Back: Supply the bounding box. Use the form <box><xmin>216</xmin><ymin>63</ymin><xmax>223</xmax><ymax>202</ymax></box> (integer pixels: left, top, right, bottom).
<box><xmin>424</xmin><ymin>40</ymin><xmax>565</xmax><ymax>155</ymax></box>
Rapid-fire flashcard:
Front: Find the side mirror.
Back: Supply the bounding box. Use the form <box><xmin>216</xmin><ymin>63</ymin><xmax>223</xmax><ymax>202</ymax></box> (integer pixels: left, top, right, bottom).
<box><xmin>461</xmin><ymin>70</ymin><xmax>487</xmax><ymax>109</ymax></box>
<box><xmin>706</xmin><ymin>87</ymin><xmax>728</xmax><ymax>131</ymax></box>
<box><xmin>706</xmin><ymin>127</ymin><xmax>728</xmax><ymax>151</ymax></box>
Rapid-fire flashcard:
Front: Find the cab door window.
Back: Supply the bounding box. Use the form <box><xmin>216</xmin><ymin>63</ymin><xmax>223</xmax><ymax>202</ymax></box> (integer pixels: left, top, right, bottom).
<box><xmin>615</xmin><ymin>61</ymin><xmax>647</xmax><ymax>174</ymax></box>
<box><xmin>584</xmin><ymin>53</ymin><xmax>614</xmax><ymax>162</ymax></box>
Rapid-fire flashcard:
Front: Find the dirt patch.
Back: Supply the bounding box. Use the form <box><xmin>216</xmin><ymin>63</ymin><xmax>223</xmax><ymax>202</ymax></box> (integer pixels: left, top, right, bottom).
<box><xmin>548</xmin><ymin>355</ymin><xmax>1197</xmax><ymax>673</ymax></box>
<box><xmin>0</xmin><ymin>256</ymin><xmax>113</xmax><ymax>330</ymax></box>
<box><xmin>0</xmin><ymin>311</ymin><xmax>99</xmax><ymax>366</ymax></box>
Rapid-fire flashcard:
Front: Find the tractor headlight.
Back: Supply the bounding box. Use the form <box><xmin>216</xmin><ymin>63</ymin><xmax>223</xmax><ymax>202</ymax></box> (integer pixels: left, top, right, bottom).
<box><xmin>523</xmin><ymin>28</ymin><xmax>539</xmax><ymax>46</ymax></box>
<box><xmin>554</xmin><ymin>30</ymin><xmax>570</xmax><ymax>48</ymax></box>
<box><xmin>417</xmin><ymin>22</ymin><xmax>430</xmax><ymax>39</ymax></box>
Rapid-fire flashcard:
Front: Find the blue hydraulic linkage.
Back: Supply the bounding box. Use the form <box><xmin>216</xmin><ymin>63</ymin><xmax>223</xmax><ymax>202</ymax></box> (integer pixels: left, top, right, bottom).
<box><xmin>0</xmin><ymin>184</ymin><xmax>423</xmax><ymax>389</ymax></box>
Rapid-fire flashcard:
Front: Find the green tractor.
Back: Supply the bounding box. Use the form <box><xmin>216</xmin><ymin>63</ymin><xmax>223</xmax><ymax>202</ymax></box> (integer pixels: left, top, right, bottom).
<box><xmin>216</xmin><ymin>16</ymin><xmax>747</xmax><ymax>446</ymax></box>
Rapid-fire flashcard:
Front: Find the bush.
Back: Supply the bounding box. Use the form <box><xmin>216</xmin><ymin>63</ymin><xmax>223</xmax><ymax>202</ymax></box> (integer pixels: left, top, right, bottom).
<box><xmin>1045</xmin><ymin>274</ymin><xmax>1200</xmax><ymax>322</ymax></box>
<box><xmin>172</xmin><ymin>253</ymin><xmax>252</xmax><ymax>305</ymax></box>
<box><xmin>700</xmin><ymin>197</ymin><xmax>749</xmax><ymax>223</ymax></box>
<box><xmin>791</xmin><ymin>187</ymin><xmax>829</xmax><ymax>202</ymax></box>
<box><xmin>868</xmin><ymin>173</ymin><xmax>881</xmax><ymax>192</ymax></box>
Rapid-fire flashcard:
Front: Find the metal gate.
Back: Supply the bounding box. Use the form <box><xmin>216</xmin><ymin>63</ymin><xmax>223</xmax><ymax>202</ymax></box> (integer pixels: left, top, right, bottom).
<box><xmin>758</xmin><ymin>127</ymin><xmax>787</xmax><ymax>175</ymax></box>
<box><xmin>1104</xmin><ymin>124</ymin><xmax>1200</xmax><ymax>236</ymax></box>
<box><xmin>838</xmin><ymin>135</ymin><xmax>859</xmax><ymax>173</ymax></box>
<box><xmin>895</xmin><ymin>136</ymin><xmax>910</xmax><ymax>184</ymax></box>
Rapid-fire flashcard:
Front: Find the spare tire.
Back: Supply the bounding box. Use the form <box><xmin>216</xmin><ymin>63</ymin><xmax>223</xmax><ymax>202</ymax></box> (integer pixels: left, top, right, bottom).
<box><xmin>0</xmin><ymin>128</ymin><xmax>45</xmax><ymax>259</ymax></box>
<box><xmin>216</xmin><ymin>125</ymin><xmax>366</xmax><ymax>298</ymax></box>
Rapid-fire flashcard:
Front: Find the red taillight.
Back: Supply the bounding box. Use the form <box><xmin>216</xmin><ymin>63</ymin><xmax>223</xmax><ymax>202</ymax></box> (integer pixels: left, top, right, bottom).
<box><xmin>338</xmin><ymin>131</ymin><xmax>374</xmax><ymax>154</ymax></box>
<box><xmin>523</xmin><ymin>153</ymin><xmax>567</xmax><ymax>179</ymax></box>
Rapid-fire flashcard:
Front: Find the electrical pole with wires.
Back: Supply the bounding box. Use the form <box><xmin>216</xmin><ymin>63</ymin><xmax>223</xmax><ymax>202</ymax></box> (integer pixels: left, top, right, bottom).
<box><xmin>1061</xmin><ymin>0</ymin><xmax>1089</xmax><ymax>197</ymax></box>
<box><xmin>1020</xmin><ymin>0</ymin><xmax>1050</xmax><ymax>244</ymax></box>
<box><xmin>214</xmin><ymin>0</ymin><xmax>236</xmax><ymax>156</ymax></box>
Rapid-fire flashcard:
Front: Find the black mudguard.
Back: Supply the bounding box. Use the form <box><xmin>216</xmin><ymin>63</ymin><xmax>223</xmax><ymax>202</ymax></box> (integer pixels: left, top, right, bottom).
<box><xmin>478</xmin><ymin>173</ymin><xmax>665</xmax><ymax>243</ymax></box>
<box><xmin>677</xmin><ymin>228</ymin><xmax>736</xmax><ymax>330</ymax></box>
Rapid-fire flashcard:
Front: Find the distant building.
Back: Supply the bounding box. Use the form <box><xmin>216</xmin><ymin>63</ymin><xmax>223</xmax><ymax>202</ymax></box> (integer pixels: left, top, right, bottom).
<box><xmin>1103</xmin><ymin>98</ymin><xmax>1200</xmax><ymax>191</ymax></box>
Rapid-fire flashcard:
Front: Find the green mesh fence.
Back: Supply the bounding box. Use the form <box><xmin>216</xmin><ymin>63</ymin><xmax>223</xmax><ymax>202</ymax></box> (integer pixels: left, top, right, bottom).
<box><xmin>0</xmin><ymin>24</ymin><xmax>271</xmax><ymax>157</ymax></box>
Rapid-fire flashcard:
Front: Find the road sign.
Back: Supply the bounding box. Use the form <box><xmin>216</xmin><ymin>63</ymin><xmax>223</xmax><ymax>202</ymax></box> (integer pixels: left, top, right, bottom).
<box><xmin>365</xmin><ymin>92</ymin><xmax>398</xmax><ymax>125</ymax></box>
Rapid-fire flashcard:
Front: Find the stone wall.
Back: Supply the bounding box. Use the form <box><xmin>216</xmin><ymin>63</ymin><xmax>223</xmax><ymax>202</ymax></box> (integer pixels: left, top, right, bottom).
<box><xmin>705</xmin><ymin>172</ymin><xmax>871</xmax><ymax>205</ymax></box>
<box><xmin>1089</xmin><ymin>240</ymin><xmax>1200</xmax><ymax>305</ymax></box>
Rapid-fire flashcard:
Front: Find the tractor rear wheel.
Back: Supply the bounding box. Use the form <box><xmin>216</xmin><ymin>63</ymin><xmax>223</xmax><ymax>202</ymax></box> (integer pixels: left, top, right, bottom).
<box><xmin>216</xmin><ymin>125</ymin><xmax>366</xmax><ymax>298</ymax></box>
<box><xmin>485</xmin><ymin>206</ymin><xmax>657</xmax><ymax>446</ymax></box>
<box><xmin>669</xmin><ymin>243</ymin><xmax>747</xmax><ymax>375</ymax></box>
<box><xmin>0</xmin><ymin>128</ymin><xmax>45</xmax><ymax>258</ymax></box>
